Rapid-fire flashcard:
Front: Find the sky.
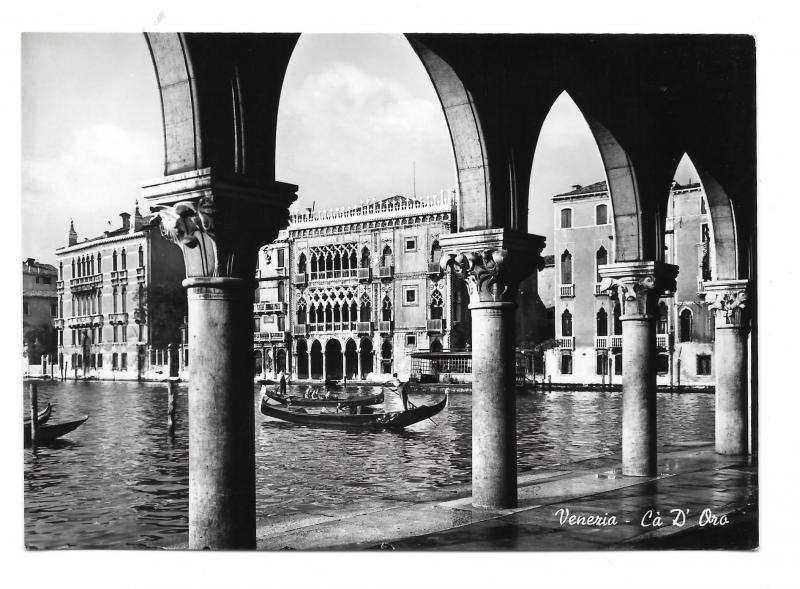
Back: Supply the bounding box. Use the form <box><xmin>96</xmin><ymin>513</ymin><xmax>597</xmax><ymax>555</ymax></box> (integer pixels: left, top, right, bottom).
<box><xmin>21</xmin><ymin>33</ymin><xmax>693</xmax><ymax>262</ymax></box>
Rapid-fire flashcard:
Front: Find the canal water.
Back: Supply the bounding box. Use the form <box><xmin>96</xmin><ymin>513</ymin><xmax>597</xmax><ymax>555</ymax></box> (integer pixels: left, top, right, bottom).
<box><xmin>23</xmin><ymin>380</ymin><xmax>714</xmax><ymax>549</ymax></box>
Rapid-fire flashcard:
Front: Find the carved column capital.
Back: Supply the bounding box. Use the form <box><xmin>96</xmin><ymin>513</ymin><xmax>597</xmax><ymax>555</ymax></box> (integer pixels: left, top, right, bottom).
<box><xmin>705</xmin><ymin>279</ymin><xmax>750</xmax><ymax>330</ymax></box>
<box><xmin>598</xmin><ymin>261</ymin><xmax>678</xmax><ymax>319</ymax></box>
<box><xmin>438</xmin><ymin>229</ymin><xmax>546</xmax><ymax>305</ymax></box>
<box><xmin>142</xmin><ymin>168</ymin><xmax>297</xmax><ymax>280</ymax></box>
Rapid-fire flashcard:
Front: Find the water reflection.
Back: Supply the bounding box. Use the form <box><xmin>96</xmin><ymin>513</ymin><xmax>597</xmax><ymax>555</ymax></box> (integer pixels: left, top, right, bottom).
<box><xmin>24</xmin><ymin>380</ymin><xmax>713</xmax><ymax>548</ymax></box>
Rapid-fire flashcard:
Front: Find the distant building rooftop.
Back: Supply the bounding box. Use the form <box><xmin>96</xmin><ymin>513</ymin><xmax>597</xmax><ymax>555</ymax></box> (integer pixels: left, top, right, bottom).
<box><xmin>22</xmin><ymin>259</ymin><xmax>57</xmax><ymax>273</ymax></box>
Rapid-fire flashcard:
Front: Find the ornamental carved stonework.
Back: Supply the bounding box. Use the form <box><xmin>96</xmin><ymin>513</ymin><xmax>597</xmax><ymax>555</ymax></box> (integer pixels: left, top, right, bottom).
<box><xmin>153</xmin><ymin>194</ymin><xmax>291</xmax><ymax>280</ymax></box>
<box><xmin>600</xmin><ymin>274</ymin><xmax>675</xmax><ymax>319</ymax></box>
<box><xmin>440</xmin><ymin>248</ymin><xmax>535</xmax><ymax>304</ymax></box>
<box><xmin>706</xmin><ymin>288</ymin><xmax>749</xmax><ymax>328</ymax></box>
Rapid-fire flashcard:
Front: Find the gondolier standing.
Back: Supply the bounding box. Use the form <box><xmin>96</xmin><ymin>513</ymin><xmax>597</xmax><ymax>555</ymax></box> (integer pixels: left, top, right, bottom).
<box><xmin>392</xmin><ymin>374</ymin><xmax>409</xmax><ymax>411</ymax></box>
<box><xmin>279</xmin><ymin>371</ymin><xmax>287</xmax><ymax>396</ymax></box>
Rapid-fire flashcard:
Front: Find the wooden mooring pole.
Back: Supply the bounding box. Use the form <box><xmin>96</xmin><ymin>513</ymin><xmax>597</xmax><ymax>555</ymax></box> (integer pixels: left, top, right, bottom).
<box><xmin>167</xmin><ymin>379</ymin><xmax>177</xmax><ymax>437</ymax></box>
<box><xmin>29</xmin><ymin>382</ymin><xmax>39</xmax><ymax>444</ymax></box>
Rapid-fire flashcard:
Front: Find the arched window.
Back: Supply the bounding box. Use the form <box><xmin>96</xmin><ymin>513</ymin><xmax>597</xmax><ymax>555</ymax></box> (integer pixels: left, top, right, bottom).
<box><xmin>596</xmin><ymin>246</ymin><xmax>608</xmax><ymax>282</ymax></box>
<box><xmin>430</xmin><ymin>289</ymin><xmax>444</xmax><ymax>320</ymax></box>
<box><xmin>112</xmin><ymin>250</ymin><xmax>118</xmax><ymax>271</ymax></box>
<box><xmin>560</xmin><ymin>250</ymin><xmax>573</xmax><ymax>284</ymax></box>
<box><xmin>382</xmin><ymin>295</ymin><xmax>392</xmax><ymax>321</ymax></box>
<box><xmin>71</xmin><ymin>258</ymin><xmax>75</xmax><ymax>278</ymax></box>
<box><xmin>310</xmin><ymin>253</ymin><xmax>318</xmax><ymax>275</ymax></box>
<box><xmin>59</xmin><ymin>261</ymin><xmax>63</xmax><ymax>280</ymax></box>
<box><xmin>97</xmin><ymin>253</ymin><xmax>102</xmax><ymax>273</ymax></box>
<box><xmin>657</xmin><ymin>302</ymin><xmax>669</xmax><ymax>335</ymax></box>
<box><xmin>431</xmin><ymin>239</ymin><xmax>441</xmax><ymax>263</ymax></box>
<box><xmin>333</xmin><ymin>302</ymin><xmax>341</xmax><ymax>324</ymax></box>
<box><xmin>360</xmin><ymin>247</ymin><xmax>371</xmax><ymax>268</ymax></box>
<box><xmin>277</xmin><ymin>281</ymin><xmax>285</xmax><ymax>303</ymax></box>
<box><xmin>381</xmin><ymin>340</ymin><xmax>393</xmax><ymax>374</ymax></box>
<box><xmin>90</xmin><ymin>256</ymin><xmax>94</xmax><ymax>275</ymax></box>
<box><xmin>121</xmin><ymin>249</ymin><xmax>127</xmax><ymax>270</ymax></box>
<box><xmin>560</xmin><ymin>208</ymin><xmax>572</xmax><ymax>228</ymax></box>
<box><xmin>113</xmin><ymin>287</ymin><xmax>118</xmax><ymax>313</ymax></box>
<box><xmin>680</xmin><ymin>309</ymin><xmax>693</xmax><ymax>342</ymax></box>
<box><xmin>315</xmin><ymin>303</ymin><xmax>324</xmax><ymax>325</ymax></box>
<box><xmin>596</xmin><ymin>203</ymin><xmax>608</xmax><ymax>225</ymax></box>
<box><xmin>297</xmin><ymin>299</ymin><xmax>308</xmax><ymax>325</ymax></box>
<box><xmin>121</xmin><ymin>286</ymin><xmax>126</xmax><ymax>312</ymax></box>
<box><xmin>360</xmin><ymin>293</ymin><xmax>372</xmax><ymax>322</ymax></box>
<box><xmin>381</xmin><ymin>245</ymin><xmax>392</xmax><ymax>267</ymax></box>
<box><xmin>298</xmin><ymin>252</ymin><xmax>307</xmax><ymax>274</ymax></box>
<box><xmin>613</xmin><ymin>302</ymin><xmax>622</xmax><ymax>335</ymax></box>
<box><xmin>349</xmin><ymin>249</ymin><xmax>357</xmax><ymax>270</ymax></box>
<box><xmin>138</xmin><ymin>246</ymin><xmax>144</xmax><ymax>267</ymax></box>
<box><xmin>596</xmin><ymin>308</ymin><xmax>608</xmax><ymax>336</ymax></box>
<box><xmin>561</xmin><ymin>309</ymin><xmax>573</xmax><ymax>337</ymax></box>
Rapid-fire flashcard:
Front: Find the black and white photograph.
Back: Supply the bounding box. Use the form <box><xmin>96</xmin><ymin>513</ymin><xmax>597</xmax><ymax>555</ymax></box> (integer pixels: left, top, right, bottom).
<box><xmin>8</xmin><ymin>1</ymin><xmax>796</xmax><ymax>585</ymax></box>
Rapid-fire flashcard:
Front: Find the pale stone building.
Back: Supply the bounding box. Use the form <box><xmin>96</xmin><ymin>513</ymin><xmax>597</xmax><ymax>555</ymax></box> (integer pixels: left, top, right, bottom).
<box><xmin>254</xmin><ymin>191</ymin><xmax>469</xmax><ymax>381</ymax></box>
<box><xmin>54</xmin><ymin>206</ymin><xmax>187</xmax><ymax>380</ymax></box>
<box><xmin>22</xmin><ymin>258</ymin><xmax>58</xmax><ymax>374</ymax></box>
<box><xmin>545</xmin><ymin>180</ymin><xmax>715</xmax><ymax>388</ymax></box>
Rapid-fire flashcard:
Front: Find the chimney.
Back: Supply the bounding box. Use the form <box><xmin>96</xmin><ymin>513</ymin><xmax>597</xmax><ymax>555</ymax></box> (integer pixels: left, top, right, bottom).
<box><xmin>120</xmin><ymin>212</ymin><xmax>131</xmax><ymax>231</ymax></box>
<box><xmin>133</xmin><ymin>201</ymin><xmax>145</xmax><ymax>232</ymax></box>
<box><xmin>67</xmin><ymin>219</ymin><xmax>78</xmax><ymax>246</ymax></box>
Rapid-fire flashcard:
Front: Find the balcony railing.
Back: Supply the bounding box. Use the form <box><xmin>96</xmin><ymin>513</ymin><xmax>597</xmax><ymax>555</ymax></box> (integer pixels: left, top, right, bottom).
<box><xmin>560</xmin><ymin>284</ymin><xmax>575</xmax><ymax>297</ymax></box>
<box><xmin>356</xmin><ymin>321</ymin><xmax>373</xmax><ymax>335</ymax></box>
<box><xmin>108</xmin><ymin>312</ymin><xmax>129</xmax><ymax>325</ymax></box>
<box><xmin>595</xmin><ymin>336</ymin><xmax>609</xmax><ymax>349</ymax></box>
<box><xmin>253</xmin><ymin>301</ymin><xmax>287</xmax><ymax>314</ymax></box>
<box><xmin>136</xmin><ymin>266</ymin><xmax>146</xmax><ymax>282</ymax></box>
<box><xmin>357</xmin><ymin>268</ymin><xmax>372</xmax><ymax>282</ymax></box>
<box><xmin>91</xmin><ymin>314</ymin><xmax>104</xmax><ymax>326</ymax></box>
<box><xmin>427</xmin><ymin>262</ymin><xmax>442</xmax><ymax>276</ymax></box>
<box><xmin>378</xmin><ymin>320</ymin><xmax>393</xmax><ymax>334</ymax></box>
<box><xmin>426</xmin><ymin>319</ymin><xmax>444</xmax><ymax>333</ymax></box>
<box><xmin>377</xmin><ymin>265</ymin><xmax>394</xmax><ymax>279</ymax></box>
<box><xmin>293</xmin><ymin>273</ymin><xmax>307</xmax><ymax>286</ymax></box>
<box><xmin>133</xmin><ymin>309</ymin><xmax>146</xmax><ymax>324</ymax></box>
<box><xmin>292</xmin><ymin>324</ymin><xmax>308</xmax><ymax>336</ymax></box>
<box><xmin>656</xmin><ymin>333</ymin><xmax>670</xmax><ymax>350</ymax></box>
<box><xmin>69</xmin><ymin>273</ymin><xmax>103</xmax><ymax>292</ymax></box>
<box><xmin>595</xmin><ymin>283</ymin><xmax>610</xmax><ymax>296</ymax></box>
<box><xmin>610</xmin><ymin>335</ymin><xmax>623</xmax><ymax>348</ymax></box>
<box><xmin>110</xmin><ymin>269</ymin><xmax>128</xmax><ymax>286</ymax></box>
<box><xmin>67</xmin><ymin>315</ymin><xmax>93</xmax><ymax>328</ymax></box>
<box><xmin>53</xmin><ymin>318</ymin><xmax>65</xmax><ymax>330</ymax></box>
<box><xmin>309</xmin><ymin>269</ymin><xmax>359</xmax><ymax>282</ymax></box>
<box><xmin>254</xmin><ymin>331</ymin><xmax>288</xmax><ymax>343</ymax></box>
<box><xmin>557</xmin><ymin>336</ymin><xmax>575</xmax><ymax>350</ymax></box>
<box><xmin>56</xmin><ymin>280</ymin><xmax>65</xmax><ymax>291</ymax></box>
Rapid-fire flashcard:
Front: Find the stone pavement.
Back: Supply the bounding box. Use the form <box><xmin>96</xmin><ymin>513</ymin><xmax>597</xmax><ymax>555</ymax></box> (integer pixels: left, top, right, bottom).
<box><xmin>255</xmin><ymin>444</ymin><xmax>757</xmax><ymax>551</ymax></box>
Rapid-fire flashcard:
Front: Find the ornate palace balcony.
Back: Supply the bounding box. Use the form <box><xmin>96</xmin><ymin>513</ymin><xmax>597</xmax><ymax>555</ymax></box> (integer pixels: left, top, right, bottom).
<box><xmin>136</xmin><ymin>266</ymin><xmax>146</xmax><ymax>283</ymax></box>
<box><xmin>378</xmin><ymin>320</ymin><xmax>393</xmax><ymax>334</ymax></box>
<box><xmin>426</xmin><ymin>319</ymin><xmax>444</xmax><ymax>333</ymax></box>
<box><xmin>133</xmin><ymin>309</ymin><xmax>146</xmax><ymax>324</ymax></box>
<box><xmin>595</xmin><ymin>336</ymin><xmax>609</xmax><ymax>349</ymax></box>
<box><xmin>254</xmin><ymin>331</ymin><xmax>288</xmax><ymax>343</ymax></box>
<box><xmin>110</xmin><ymin>269</ymin><xmax>128</xmax><ymax>286</ymax></box>
<box><xmin>253</xmin><ymin>301</ymin><xmax>287</xmax><ymax>314</ymax></box>
<box><xmin>560</xmin><ymin>284</ymin><xmax>575</xmax><ymax>298</ymax></box>
<box><xmin>53</xmin><ymin>318</ymin><xmax>65</xmax><ymax>330</ymax></box>
<box><xmin>108</xmin><ymin>312</ymin><xmax>129</xmax><ymax>325</ymax></box>
<box><xmin>293</xmin><ymin>273</ymin><xmax>307</xmax><ymax>286</ymax></box>
<box><xmin>610</xmin><ymin>335</ymin><xmax>623</xmax><ymax>349</ymax></box>
<box><xmin>656</xmin><ymin>333</ymin><xmax>671</xmax><ymax>350</ymax></box>
<box><xmin>377</xmin><ymin>265</ymin><xmax>394</xmax><ymax>279</ymax></box>
<box><xmin>69</xmin><ymin>273</ymin><xmax>103</xmax><ymax>292</ymax></box>
<box><xmin>427</xmin><ymin>262</ymin><xmax>442</xmax><ymax>276</ymax></box>
<box><xmin>292</xmin><ymin>324</ymin><xmax>308</xmax><ymax>336</ymax></box>
<box><xmin>557</xmin><ymin>336</ymin><xmax>574</xmax><ymax>350</ymax></box>
<box><xmin>308</xmin><ymin>269</ymin><xmax>359</xmax><ymax>282</ymax></box>
<box><xmin>357</xmin><ymin>268</ymin><xmax>371</xmax><ymax>282</ymax></box>
<box><xmin>356</xmin><ymin>321</ymin><xmax>373</xmax><ymax>335</ymax></box>
<box><xmin>91</xmin><ymin>314</ymin><xmax>104</xmax><ymax>326</ymax></box>
<box><xmin>67</xmin><ymin>315</ymin><xmax>93</xmax><ymax>328</ymax></box>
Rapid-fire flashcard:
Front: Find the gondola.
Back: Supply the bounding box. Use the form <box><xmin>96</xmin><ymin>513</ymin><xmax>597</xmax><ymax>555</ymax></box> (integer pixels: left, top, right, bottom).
<box><xmin>323</xmin><ymin>379</ymin><xmax>343</xmax><ymax>390</ymax></box>
<box><xmin>24</xmin><ymin>416</ymin><xmax>88</xmax><ymax>447</ymax></box>
<box><xmin>23</xmin><ymin>403</ymin><xmax>52</xmax><ymax>426</ymax></box>
<box><xmin>264</xmin><ymin>388</ymin><xmax>384</xmax><ymax>408</ymax></box>
<box><xmin>260</xmin><ymin>394</ymin><xmax>447</xmax><ymax>430</ymax></box>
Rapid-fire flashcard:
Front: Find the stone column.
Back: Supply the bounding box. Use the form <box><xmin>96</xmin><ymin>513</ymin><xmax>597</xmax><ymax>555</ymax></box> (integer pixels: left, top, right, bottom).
<box><xmin>291</xmin><ymin>352</ymin><xmax>298</xmax><ymax>380</ymax></box>
<box><xmin>705</xmin><ymin>280</ymin><xmax>751</xmax><ymax>455</ymax></box>
<box><xmin>307</xmin><ymin>351</ymin><xmax>312</xmax><ymax>381</ymax></box>
<box><xmin>357</xmin><ymin>346</ymin><xmax>363</xmax><ymax>379</ymax></box>
<box><xmin>143</xmin><ymin>169</ymin><xmax>296</xmax><ymax>549</ymax></box>
<box><xmin>440</xmin><ymin>229</ymin><xmax>545</xmax><ymax>508</ymax></box>
<box><xmin>599</xmin><ymin>261</ymin><xmax>678</xmax><ymax>476</ymax></box>
<box><xmin>322</xmin><ymin>349</ymin><xmax>327</xmax><ymax>381</ymax></box>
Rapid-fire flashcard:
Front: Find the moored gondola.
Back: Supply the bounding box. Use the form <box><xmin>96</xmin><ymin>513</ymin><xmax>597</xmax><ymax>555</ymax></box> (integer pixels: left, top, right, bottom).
<box><xmin>260</xmin><ymin>394</ymin><xmax>447</xmax><ymax>430</ymax></box>
<box><xmin>23</xmin><ymin>402</ymin><xmax>52</xmax><ymax>426</ymax></box>
<box><xmin>24</xmin><ymin>416</ymin><xmax>88</xmax><ymax>447</ymax></box>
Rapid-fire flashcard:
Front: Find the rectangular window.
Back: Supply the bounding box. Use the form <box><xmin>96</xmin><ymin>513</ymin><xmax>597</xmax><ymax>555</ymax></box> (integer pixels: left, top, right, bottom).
<box><xmin>614</xmin><ymin>354</ymin><xmax>623</xmax><ymax>375</ymax></box>
<box><xmin>404</xmin><ymin>238</ymin><xmax>417</xmax><ymax>252</ymax></box>
<box><xmin>254</xmin><ymin>317</ymin><xmax>261</xmax><ymax>332</ymax></box>
<box><xmin>560</xmin><ymin>208</ymin><xmax>572</xmax><ymax>228</ymax></box>
<box><xmin>122</xmin><ymin>326</ymin><xmax>127</xmax><ymax>342</ymax></box>
<box><xmin>277</xmin><ymin>316</ymin><xmax>286</xmax><ymax>331</ymax></box>
<box><xmin>656</xmin><ymin>354</ymin><xmax>670</xmax><ymax>374</ymax></box>
<box><xmin>121</xmin><ymin>353</ymin><xmax>127</xmax><ymax>370</ymax></box>
<box><xmin>403</xmin><ymin>286</ymin><xmax>418</xmax><ymax>306</ymax></box>
<box><xmin>696</xmin><ymin>354</ymin><xmax>712</xmax><ymax>376</ymax></box>
<box><xmin>58</xmin><ymin>331</ymin><xmax>63</xmax><ymax>346</ymax></box>
<box><xmin>560</xmin><ymin>352</ymin><xmax>573</xmax><ymax>375</ymax></box>
<box><xmin>51</xmin><ymin>303</ymin><xmax>57</xmax><ymax>317</ymax></box>
<box><xmin>113</xmin><ymin>325</ymin><xmax>118</xmax><ymax>343</ymax></box>
<box><xmin>43</xmin><ymin>276</ymin><xmax>52</xmax><ymax>284</ymax></box>
<box><xmin>23</xmin><ymin>302</ymin><xmax>30</xmax><ymax>315</ymax></box>
<box><xmin>98</xmin><ymin>328</ymin><xmax>103</xmax><ymax>343</ymax></box>
<box><xmin>596</xmin><ymin>352</ymin><xmax>608</xmax><ymax>375</ymax></box>
<box><xmin>277</xmin><ymin>249</ymin><xmax>285</xmax><ymax>268</ymax></box>
<box><xmin>405</xmin><ymin>334</ymin><xmax>416</xmax><ymax>347</ymax></box>
<box><xmin>71</xmin><ymin>330</ymin><xmax>76</xmax><ymax>346</ymax></box>
<box><xmin>97</xmin><ymin>354</ymin><xmax>103</xmax><ymax>368</ymax></box>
